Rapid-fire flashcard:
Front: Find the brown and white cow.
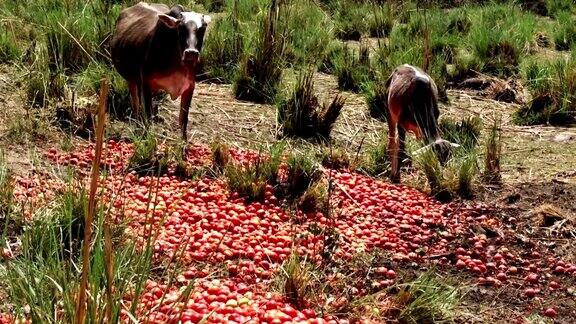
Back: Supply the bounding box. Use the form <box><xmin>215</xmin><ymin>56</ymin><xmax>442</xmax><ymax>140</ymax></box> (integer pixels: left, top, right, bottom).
<box><xmin>111</xmin><ymin>2</ymin><xmax>211</xmax><ymax>140</ymax></box>
<box><xmin>383</xmin><ymin>64</ymin><xmax>457</xmax><ymax>183</ymax></box>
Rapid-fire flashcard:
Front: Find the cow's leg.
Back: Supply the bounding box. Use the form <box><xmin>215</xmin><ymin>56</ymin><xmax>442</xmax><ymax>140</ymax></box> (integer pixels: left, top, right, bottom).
<box><xmin>398</xmin><ymin>126</ymin><xmax>410</xmax><ymax>168</ymax></box>
<box><xmin>179</xmin><ymin>86</ymin><xmax>195</xmax><ymax>141</ymax></box>
<box><xmin>142</xmin><ymin>83</ymin><xmax>153</xmax><ymax>121</ymax></box>
<box><xmin>388</xmin><ymin>121</ymin><xmax>400</xmax><ymax>183</ymax></box>
<box><xmin>128</xmin><ymin>81</ymin><xmax>141</xmax><ymax>119</ymax></box>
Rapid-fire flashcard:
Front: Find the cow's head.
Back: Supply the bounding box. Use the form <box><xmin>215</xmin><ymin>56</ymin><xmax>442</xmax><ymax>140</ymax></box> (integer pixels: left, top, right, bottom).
<box><xmin>157</xmin><ymin>5</ymin><xmax>211</xmax><ymax>65</ymax></box>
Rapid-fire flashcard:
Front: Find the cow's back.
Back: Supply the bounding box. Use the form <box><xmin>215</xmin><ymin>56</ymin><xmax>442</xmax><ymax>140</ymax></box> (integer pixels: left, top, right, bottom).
<box><xmin>388</xmin><ymin>65</ymin><xmax>437</xmax><ymax>106</ymax></box>
<box><xmin>111</xmin><ymin>2</ymin><xmax>170</xmax><ymax>81</ymax></box>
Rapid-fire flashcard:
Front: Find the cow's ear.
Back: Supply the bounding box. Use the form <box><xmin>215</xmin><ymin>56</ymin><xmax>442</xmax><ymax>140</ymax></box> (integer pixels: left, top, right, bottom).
<box><xmin>202</xmin><ymin>15</ymin><xmax>212</xmax><ymax>26</ymax></box>
<box><xmin>158</xmin><ymin>14</ymin><xmax>179</xmax><ymax>28</ymax></box>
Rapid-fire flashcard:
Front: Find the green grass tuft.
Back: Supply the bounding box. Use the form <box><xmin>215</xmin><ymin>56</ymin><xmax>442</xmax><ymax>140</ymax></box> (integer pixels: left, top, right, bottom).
<box><xmin>396</xmin><ymin>270</ymin><xmax>461</xmax><ymax>323</ymax></box>
<box><xmin>275</xmin><ymin>252</ymin><xmax>315</xmax><ymax>310</ymax></box>
<box><xmin>281</xmin><ymin>0</ymin><xmax>333</xmax><ymax>67</ymax></box>
<box><xmin>514</xmin><ymin>55</ymin><xmax>576</xmax><ymax>125</ymax></box>
<box><xmin>234</xmin><ymin>0</ymin><xmax>285</xmax><ymax>103</ymax></box>
<box><xmin>284</xmin><ymin>152</ymin><xmax>321</xmax><ymax>198</ymax></box>
<box><xmin>439</xmin><ymin>116</ymin><xmax>482</xmax><ymax>151</ymax></box>
<box><xmin>334</xmin><ymin>44</ymin><xmax>372</xmax><ymax>93</ymax></box>
<box><xmin>359</xmin><ymin>137</ymin><xmax>390</xmax><ymax>178</ymax></box>
<box><xmin>277</xmin><ymin>70</ymin><xmax>345</xmax><ymax>139</ymax></box>
<box><xmin>333</xmin><ymin>2</ymin><xmax>367</xmax><ymax>41</ymax></box>
<box><xmin>0</xmin><ymin>153</ymin><xmax>13</xmax><ymax>217</ymax></box>
<box><xmin>553</xmin><ymin>11</ymin><xmax>576</xmax><ymax>51</ymax></box>
<box><xmin>201</xmin><ymin>11</ymin><xmax>243</xmax><ymax>83</ymax></box>
<box><xmin>364</xmin><ymin>81</ymin><xmax>388</xmax><ymax>122</ymax></box>
<box><xmin>367</xmin><ymin>4</ymin><xmax>394</xmax><ymax>38</ymax></box>
<box><xmin>1</xmin><ymin>185</ymin><xmax>156</xmax><ymax>322</ymax></box>
<box><xmin>128</xmin><ymin>132</ymin><xmax>161</xmax><ymax>175</ymax></box>
<box><xmin>0</xmin><ymin>29</ymin><xmax>21</xmax><ymax>63</ymax></box>
<box><xmin>225</xmin><ymin>144</ymin><xmax>284</xmax><ymax>202</ymax></box>
<box><xmin>318</xmin><ymin>40</ymin><xmax>346</xmax><ymax>74</ymax></box>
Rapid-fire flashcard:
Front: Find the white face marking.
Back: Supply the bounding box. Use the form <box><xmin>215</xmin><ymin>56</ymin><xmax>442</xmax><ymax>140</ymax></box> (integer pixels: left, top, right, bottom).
<box><xmin>182</xmin><ymin>12</ymin><xmax>205</xmax><ymax>28</ymax></box>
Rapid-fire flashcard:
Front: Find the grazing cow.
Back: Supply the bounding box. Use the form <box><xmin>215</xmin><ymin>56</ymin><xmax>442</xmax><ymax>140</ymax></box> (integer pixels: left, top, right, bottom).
<box><xmin>111</xmin><ymin>2</ymin><xmax>211</xmax><ymax>140</ymax></box>
<box><xmin>384</xmin><ymin>64</ymin><xmax>457</xmax><ymax>183</ymax></box>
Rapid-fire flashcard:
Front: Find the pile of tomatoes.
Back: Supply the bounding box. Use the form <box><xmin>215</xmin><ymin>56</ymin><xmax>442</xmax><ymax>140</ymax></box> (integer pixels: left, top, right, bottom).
<box><xmin>7</xmin><ymin>140</ymin><xmax>575</xmax><ymax>322</ymax></box>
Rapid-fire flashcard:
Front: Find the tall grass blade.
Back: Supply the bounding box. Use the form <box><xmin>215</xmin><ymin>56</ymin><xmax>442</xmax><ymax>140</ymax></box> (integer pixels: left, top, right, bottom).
<box><xmin>75</xmin><ymin>79</ymin><xmax>108</xmax><ymax>324</ymax></box>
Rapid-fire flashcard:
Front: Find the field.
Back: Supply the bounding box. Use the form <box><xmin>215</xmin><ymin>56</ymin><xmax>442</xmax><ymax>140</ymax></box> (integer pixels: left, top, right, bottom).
<box><xmin>1</xmin><ymin>0</ymin><xmax>576</xmax><ymax>323</ymax></box>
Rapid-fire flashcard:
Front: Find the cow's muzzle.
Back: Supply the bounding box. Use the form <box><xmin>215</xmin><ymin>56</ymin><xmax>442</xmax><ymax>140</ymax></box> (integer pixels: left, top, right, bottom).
<box><xmin>183</xmin><ymin>49</ymin><xmax>200</xmax><ymax>62</ymax></box>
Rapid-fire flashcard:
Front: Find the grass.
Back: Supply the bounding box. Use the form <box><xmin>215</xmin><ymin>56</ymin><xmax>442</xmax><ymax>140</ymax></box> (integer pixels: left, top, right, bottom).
<box><xmin>463</xmin><ymin>3</ymin><xmax>537</xmax><ymax>76</ymax></box>
<box><xmin>0</xmin><ymin>28</ymin><xmax>20</xmax><ymax>63</ymax></box>
<box><xmin>367</xmin><ymin>3</ymin><xmax>394</xmax><ymax>38</ymax></box>
<box><xmin>281</xmin><ymin>0</ymin><xmax>333</xmax><ymax>67</ymax></box>
<box><xmin>333</xmin><ymin>2</ymin><xmax>368</xmax><ymax>41</ymax></box>
<box><xmin>514</xmin><ymin>54</ymin><xmax>576</xmax><ymax>125</ymax></box>
<box><xmin>6</xmin><ymin>109</ymin><xmax>52</xmax><ymax>142</ymax></box>
<box><xmin>277</xmin><ymin>70</ymin><xmax>345</xmax><ymax>139</ymax></box>
<box><xmin>224</xmin><ymin>144</ymin><xmax>284</xmax><ymax>202</ymax></box>
<box><xmin>364</xmin><ymin>81</ymin><xmax>388</xmax><ymax>122</ymax></box>
<box><xmin>318</xmin><ymin>146</ymin><xmax>351</xmax><ymax>170</ymax></box>
<box><xmin>118</xmin><ymin>134</ymin><xmax>196</xmax><ymax>178</ymax></box>
<box><xmin>0</xmin><ymin>86</ymin><xmax>189</xmax><ymax>322</ymax></box>
<box><xmin>412</xmin><ymin>145</ymin><xmax>451</xmax><ymax>201</ymax></box>
<box><xmin>162</xmin><ymin>140</ymin><xmax>198</xmax><ymax>178</ymax></box>
<box><xmin>283</xmin><ymin>152</ymin><xmax>321</xmax><ymax>198</ymax></box>
<box><xmin>77</xmin><ymin>63</ymin><xmax>132</xmax><ymax>119</ymax></box>
<box><xmin>483</xmin><ymin>115</ymin><xmax>503</xmax><ymax>184</ymax></box>
<box><xmin>298</xmin><ymin>178</ymin><xmax>329</xmax><ymax>214</ymax></box>
<box><xmin>0</xmin><ymin>185</ymin><xmax>157</xmax><ymax>322</ymax></box>
<box><xmin>395</xmin><ymin>270</ymin><xmax>461</xmax><ymax>323</ymax></box>
<box><xmin>275</xmin><ymin>252</ymin><xmax>315</xmax><ymax>310</ymax></box>
<box><xmin>334</xmin><ymin>44</ymin><xmax>372</xmax><ymax>93</ymax></box>
<box><xmin>0</xmin><ymin>153</ymin><xmax>13</xmax><ymax>217</ymax></box>
<box><xmin>211</xmin><ymin>140</ymin><xmax>231</xmax><ymax>175</ymax></box>
<box><xmin>457</xmin><ymin>150</ymin><xmax>479</xmax><ymax>198</ymax></box>
<box><xmin>359</xmin><ymin>137</ymin><xmax>390</xmax><ymax>178</ymax></box>
<box><xmin>439</xmin><ymin>116</ymin><xmax>482</xmax><ymax>151</ymax></box>
<box><xmin>373</xmin><ymin>13</ymin><xmax>450</xmax><ymax>99</ymax></box>
<box><xmin>436</xmin><ymin>116</ymin><xmax>483</xmax><ymax>197</ymax></box>
<box><xmin>201</xmin><ymin>10</ymin><xmax>243</xmax><ymax>83</ymax></box>
<box><xmin>446</xmin><ymin>9</ymin><xmax>472</xmax><ymax>35</ymax></box>
<box><xmin>1</xmin><ymin>0</ymin><xmax>121</xmax><ymax>110</ymax></box>
<box><xmin>234</xmin><ymin>0</ymin><xmax>285</xmax><ymax>103</ymax></box>
<box><xmin>412</xmin><ymin>124</ymin><xmax>482</xmax><ymax>200</ymax></box>
<box><xmin>318</xmin><ymin>40</ymin><xmax>346</xmax><ymax>74</ymax></box>
<box><xmin>25</xmin><ymin>68</ymin><xmax>50</xmax><ymax>108</ymax></box>
<box><xmin>200</xmin><ymin>0</ymin><xmax>226</xmax><ymax>12</ymax></box>
<box><xmin>224</xmin><ymin>163</ymin><xmax>270</xmax><ymax>203</ymax></box>
<box><xmin>547</xmin><ymin>0</ymin><xmax>575</xmax><ymax>17</ymax></box>
<box><xmin>127</xmin><ymin>132</ymin><xmax>161</xmax><ymax>175</ymax></box>
<box><xmin>553</xmin><ymin>11</ymin><xmax>576</xmax><ymax>51</ymax></box>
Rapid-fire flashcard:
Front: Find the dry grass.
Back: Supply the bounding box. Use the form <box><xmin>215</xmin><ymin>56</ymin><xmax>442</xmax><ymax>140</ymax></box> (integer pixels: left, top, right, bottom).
<box><xmin>211</xmin><ymin>140</ymin><xmax>231</xmax><ymax>174</ymax></box>
<box><xmin>483</xmin><ymin>115</ymin><xmax>503</xmax><ymax>184</ymax></box>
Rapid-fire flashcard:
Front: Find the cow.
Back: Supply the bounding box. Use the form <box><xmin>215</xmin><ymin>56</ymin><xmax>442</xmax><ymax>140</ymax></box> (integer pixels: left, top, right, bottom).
<box><xmin>383</xmin><ymin>64</ymin><xmax>458</xmax><ymax>183</ymax></box>
<box><xmin>110</xmin><ymin>2</ymin><xmax>211</xmax><ymax>140</ymax></box>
